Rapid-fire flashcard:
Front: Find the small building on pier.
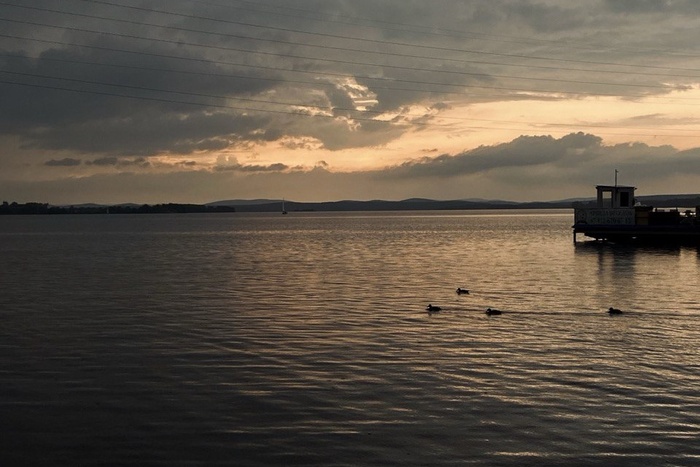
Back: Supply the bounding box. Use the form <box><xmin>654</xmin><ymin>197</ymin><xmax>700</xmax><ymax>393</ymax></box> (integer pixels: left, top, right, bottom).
<box><xmin>573</xmin><ymin>184</ymin><xmax>700</xmax><ymax>243</ymax></box>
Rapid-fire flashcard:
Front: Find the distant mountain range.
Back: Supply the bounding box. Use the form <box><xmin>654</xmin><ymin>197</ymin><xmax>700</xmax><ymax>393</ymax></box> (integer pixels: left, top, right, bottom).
<box><xmin>207</xmin><ymin>194</ymin><xmax>700</xmax><ymax>212</ymax></box>
<box><xmin>4</xmin><ymin>194</ymin><xmax>699</xmax><ymax>215</ymax></box>
<box><xmin>208</xmin><ymin>198</ymin><xmax>540</xmax><ymax>212</ymax></box>
<box><xmin>207</xmin><ymin>199</ymin><xmax>283</xmax><ymax>206</ymax></box>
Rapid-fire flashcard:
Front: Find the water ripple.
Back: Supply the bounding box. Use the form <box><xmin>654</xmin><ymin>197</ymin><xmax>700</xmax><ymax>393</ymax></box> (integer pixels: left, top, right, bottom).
<box><xmin>2</xmin><ymin>212</ymin><xmax>700</xmax><ymax>465</ymax></box>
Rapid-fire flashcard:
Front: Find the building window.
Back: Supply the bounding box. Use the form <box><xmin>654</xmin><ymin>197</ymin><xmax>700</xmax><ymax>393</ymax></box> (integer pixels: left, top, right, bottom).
<box><xmin>620</xmin><ymin>192</ymin><xmax>630</xmax><ymax>207</ymax></box>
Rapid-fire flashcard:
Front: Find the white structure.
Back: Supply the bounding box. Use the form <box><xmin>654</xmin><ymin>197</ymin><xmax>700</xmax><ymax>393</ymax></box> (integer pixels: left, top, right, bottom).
<box><xmin>574</xmin><ymin>185</ymin><xmax>636</xmax><ymax>225</ymax></box>
<box><xmin>573</xmin><ymin>182</ymin><xmax>700</xmax><ymax>243</ymax></box>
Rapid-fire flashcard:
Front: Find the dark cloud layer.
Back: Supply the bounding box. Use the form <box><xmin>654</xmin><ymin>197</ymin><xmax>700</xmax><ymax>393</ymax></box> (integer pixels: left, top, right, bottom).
<box><xmin>45</xmin><ymin>157</ymin><xmax>81</xmax><ymax>167</ymax></box>
<box><xmin>387</xmin><ymin>132</ymin><xmax>607</xmax><ymax>178</ymax></box>
<box><xmin>3</xmin><ymin>1</ymin><xmax>692</xmax><ymax>153</ymax></box>
<box><xmin>4</xmin><ymin>132</ymin><xmax>699</xmax><ymax>204</ymax></box>
<box><xmin>2</xmin><ymin>1</ymin><xmax>700</xmax><ymax>202</ymax></box>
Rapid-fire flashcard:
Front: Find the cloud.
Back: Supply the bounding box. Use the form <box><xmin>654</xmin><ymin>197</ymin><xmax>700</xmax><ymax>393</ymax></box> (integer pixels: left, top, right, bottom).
<box><xmin>214</xmin><ymin>155</ymin><xmax>289</xmax><ymax>173</ymax></box>
<box><xmin>385</xmin><ymin>132</ymin><xmax>604</xmax><ymax>178</ymax></box>
<box><xmin>5</xmin><ymin>132</ymin><xmax>700</xmax><ymax>205</ymax></box>
<box><xmin>3</xmin><ymin>1</ymin><xmax>700</xmax><ymax>203</ymax></box>
<box><xmin>45</xmin><ymin>158</ymin><xmax>81</xmax><ymax>167</ymax></box>
<box><xmin>603</xmin><ymin>0</ymin><xmax>700</xmax><ymax>14</ymax></box>
<box><xmin>86</xmin><ymin>156</ymin><xmax>150</xmax><ymax>167</ymax></box>
<box><xmin>362</xmin><ymin>132</ymin><xmax>700</xmax><ymax>200</ymax></box>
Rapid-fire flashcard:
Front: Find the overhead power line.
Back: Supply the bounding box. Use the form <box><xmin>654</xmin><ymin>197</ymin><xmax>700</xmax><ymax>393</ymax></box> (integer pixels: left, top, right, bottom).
<box><xmin>4</xmin><ymin>0</ymin><xmax>700</xmax><ymax>78</ymax></box>
<box><xmin>0</xmin><ymin>17</ymin><xmax>686</xmax><ymax>94</ymax></box>
<box><xmin>202</xmin><ymin>0</ymin><xmax>700</xmax><ymax>60</ymax></box>
<box><xmin>2</xmin><ymin>0</ymin><xmax>700</xmax><ymax>141</ymax></box>
<box><xmin>4</xmin><ymin>47</ymin><xmax>700</xmax><ymax>106</ymax></box>
<box><xmin>5</xmin><ymin>33</ymin><xmax>698</xmax><ymax>106</ymax></box>
<box><xmin>69</xmin><ymin>0</ymin><xmax>700</xmax><ymax>73</ymax></box>
<box><xmin>2</xmin><ymin>73</ymin><xmax>699</xmax><ymax>138</ymax></box>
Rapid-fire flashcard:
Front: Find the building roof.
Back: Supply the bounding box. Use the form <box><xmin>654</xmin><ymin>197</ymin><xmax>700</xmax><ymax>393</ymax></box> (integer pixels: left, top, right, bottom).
<box><xmin>595</xmin><ymin>185</ymin><xmax>636</xmax><ymax>190</ymax></box>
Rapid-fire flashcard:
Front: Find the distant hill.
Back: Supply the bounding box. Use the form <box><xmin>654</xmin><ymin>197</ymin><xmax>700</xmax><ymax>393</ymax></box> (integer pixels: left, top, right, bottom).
<box><xmin>208</xmin><ymin>193</ymin><xmax>700</xmax><ymax>212</ymax></box>
<box><xmin>637</xmin><ymin>194</ymin><xmax>700</xmax><ymax>208</ymax></box>
<box><xmin>5</xmin><ymin>193</ymin><xmax>699</xmax><ymax>215</ymax></box>
<box><xmin>571</xmin><ymin>194</ymin><xmax>700</xmax><ymax>208</ymax></box>
<box><xmin>218</xmin><ymin>198</ymin><xmax>574</xmax><ymax>212</ymax></box>
<box><xmin>207</xmin><ymin>199</ymin><xmax>281</xmax><ymax>206</ymax></box>
<box><xmin>460</xmin><ymin>197</ymin><xmax>519</xmax><ymax>205</ymax></box>
<box><xmin>1</xmin><ymin>202</ymin><xmax>236</xmax><ymax>215</ymax></box>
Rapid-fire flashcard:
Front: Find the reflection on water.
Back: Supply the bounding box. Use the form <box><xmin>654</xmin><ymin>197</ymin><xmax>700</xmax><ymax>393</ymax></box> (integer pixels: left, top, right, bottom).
<box><xmin>1</xmin><ymin>211</ymin><xmax>700</xmax><ymax>466</ymax></box>
<box><xmin>574</xmin><ymin>241</ymin><xmax>700</xmax><ymax>315</ymax></box>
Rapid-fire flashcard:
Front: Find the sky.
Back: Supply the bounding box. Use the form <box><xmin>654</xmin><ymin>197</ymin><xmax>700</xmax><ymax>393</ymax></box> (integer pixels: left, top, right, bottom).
<box><xmin>3</xmin><ymin>0</ymin><xmax>700</xmax><ymax>204</ymax></box>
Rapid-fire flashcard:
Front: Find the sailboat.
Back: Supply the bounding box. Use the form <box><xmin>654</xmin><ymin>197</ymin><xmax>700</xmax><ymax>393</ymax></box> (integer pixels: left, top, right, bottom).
<box><xmin>282</xmin><ymin>198</ymin><xmax>288</xmax><ymax>215</ymax></box>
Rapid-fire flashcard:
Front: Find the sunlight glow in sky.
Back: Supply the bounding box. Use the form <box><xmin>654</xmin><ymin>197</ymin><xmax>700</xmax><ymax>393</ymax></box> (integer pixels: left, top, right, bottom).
<box><xmin>2</xmin><ymin>0</ymin><xmax>700</xmax><ymax>203</ymax></box>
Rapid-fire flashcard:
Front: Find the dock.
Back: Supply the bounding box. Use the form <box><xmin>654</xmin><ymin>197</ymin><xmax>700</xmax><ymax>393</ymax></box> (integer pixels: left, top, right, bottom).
<box><xmin>572</xmin><ymin>184</ymin><xmax>700</xmax><ymax>243</ymax></box>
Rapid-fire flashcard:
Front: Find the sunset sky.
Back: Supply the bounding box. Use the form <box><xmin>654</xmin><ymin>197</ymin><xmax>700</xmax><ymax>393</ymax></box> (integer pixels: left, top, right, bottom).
<box><xmin>3</xmin><ymin>0</ymin><xmax>700</xmax><ymax>204</ymax></box>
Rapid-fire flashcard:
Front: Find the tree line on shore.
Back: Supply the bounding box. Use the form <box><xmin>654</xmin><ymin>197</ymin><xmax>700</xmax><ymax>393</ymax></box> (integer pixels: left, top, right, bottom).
<box><xmin>0</xmin><ymin>201</ymin><xmax>236</xmax><ymax>215</ymax></box>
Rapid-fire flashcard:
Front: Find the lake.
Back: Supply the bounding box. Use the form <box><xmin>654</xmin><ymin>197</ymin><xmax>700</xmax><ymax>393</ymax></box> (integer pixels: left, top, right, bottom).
<box><xmin>1</xmin><ymin>210</ymin><xmax>699</xmax><ymax>466</ymax></box>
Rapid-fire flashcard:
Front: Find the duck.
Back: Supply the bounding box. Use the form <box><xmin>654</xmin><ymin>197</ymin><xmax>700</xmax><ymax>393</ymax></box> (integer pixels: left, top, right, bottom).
<box><xmin>485</xmin><ymin>308</ymin><xmax>502</xmax><ymax>316</ymax></box>
<box><xmin>608</xmin><ymin>307</ymin><xmax>623</xmax><ymax>315</ymax></box>
<box><xmin>456</xmin><ymin>288</ymin><xmax>470</xmax><ymax>295</ymax></box>
<box><xmin>426</xmin><ymin>304</ymin><xmax>442</xmax><ymax>312</ymax></box>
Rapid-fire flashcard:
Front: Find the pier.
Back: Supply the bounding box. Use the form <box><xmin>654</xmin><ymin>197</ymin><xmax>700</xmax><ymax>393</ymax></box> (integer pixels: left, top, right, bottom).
<box><xmin>573</xmin><ymin>184</ymin><xmax>700</xmax><ymax>243</ymax></box>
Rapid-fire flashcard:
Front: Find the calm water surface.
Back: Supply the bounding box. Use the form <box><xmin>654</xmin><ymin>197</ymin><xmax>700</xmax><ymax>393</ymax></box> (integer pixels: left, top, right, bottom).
<box><xmin>1</xmin><ymin>210</ymin><xmax>699</xmax><ymax>466</ymax></box>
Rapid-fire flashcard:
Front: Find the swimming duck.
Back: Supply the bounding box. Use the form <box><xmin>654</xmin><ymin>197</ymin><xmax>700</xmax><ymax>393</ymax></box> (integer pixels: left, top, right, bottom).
<box><xmin>456</xmin><ymin>288</ymin><xmax>470</xmax><ymax>295</ymax></box>
<box><xmin>608</xmin><ymin>307</ymin><xmax>623</xmax><ymax>315</ymax></box>
<box><xmin>426</xmin><ymin>304</ymin><xmax>442</xmax><ymax>312</ymax></box>
<box><xmin>485</xmin><ymin>308</ymin><xmax>502</xmax><ymax>316</ymax></box>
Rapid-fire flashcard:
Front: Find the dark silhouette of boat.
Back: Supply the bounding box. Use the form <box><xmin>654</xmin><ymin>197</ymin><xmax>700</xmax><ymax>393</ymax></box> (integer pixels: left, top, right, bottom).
<box><xmin>573</xmin><ymin>183</ymin><xmax>700</xmax><ymax>243</ymax></box>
